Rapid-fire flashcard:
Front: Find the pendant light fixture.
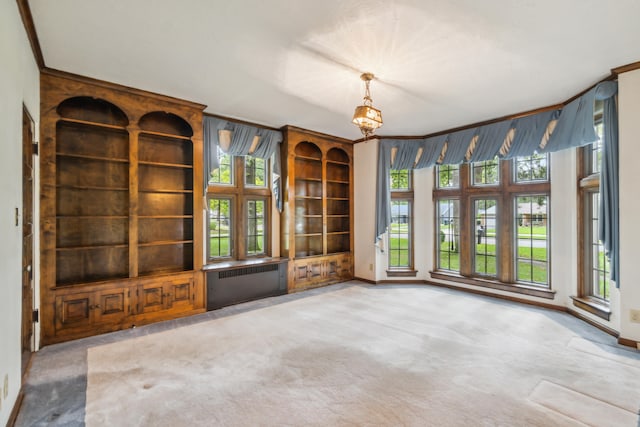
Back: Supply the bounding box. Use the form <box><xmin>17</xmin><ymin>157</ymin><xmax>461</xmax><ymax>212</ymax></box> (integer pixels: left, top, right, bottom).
<box><xmin>352</xmin><ymin>72</ymin><xmax>383</xmax><ymax>139</ymax></box>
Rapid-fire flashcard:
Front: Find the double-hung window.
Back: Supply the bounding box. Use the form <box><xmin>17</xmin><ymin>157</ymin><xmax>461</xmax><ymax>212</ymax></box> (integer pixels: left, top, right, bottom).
<box><xmin>207</xmin><ymin>149</ymin><xmax>271</xmax><ymax>261</ymax></box>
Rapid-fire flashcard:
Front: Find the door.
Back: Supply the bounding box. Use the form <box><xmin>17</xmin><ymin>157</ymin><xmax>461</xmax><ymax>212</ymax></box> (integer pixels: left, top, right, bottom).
<box><xmin>22</xmin><ymin>107</ymin><xmax>35</xmax><ymax>375</ymax></box>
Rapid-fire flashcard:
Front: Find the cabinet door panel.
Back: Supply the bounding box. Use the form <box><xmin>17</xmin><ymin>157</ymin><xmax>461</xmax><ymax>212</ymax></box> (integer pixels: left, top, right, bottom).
<box><xmin>138</xmin><ymin>283</ymin><xmax>167</xmax><ymax>313</ymax></box>
<box><xmin>95</xmin><ymin>287</ymin><xmax>131</xmax><ymax>322</ymax></box>
<box><xmin>55</xmin><ymin>292</ymin><xmax>93</xmax><ymax>331</ymax></box>
<box><xmin>294</xmin><ymin>264</ymin><xmax>309</xmax><ymax>281</ymax></box>
<box><xmin>168</xmin><ymin>279</ymin><xmax>194</xmax><ymax>311</ymax></box>
<box><xmin>308</xmin><ymin>262</ymin><xmax>323</xmax><ymax>279</ymax></box>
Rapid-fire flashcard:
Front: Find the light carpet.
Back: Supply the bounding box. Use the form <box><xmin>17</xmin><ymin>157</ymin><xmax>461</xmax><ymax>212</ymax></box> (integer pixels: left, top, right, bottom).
<box><xmin>85</xmin><ymin>284</ymin><xmax>640</xmax><ymax>426</ymax></box>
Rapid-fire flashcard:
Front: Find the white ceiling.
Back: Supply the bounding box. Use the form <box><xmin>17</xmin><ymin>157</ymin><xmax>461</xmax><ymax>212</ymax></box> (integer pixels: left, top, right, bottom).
<box><xmin>29</xmin><ymin>0</ymin><xmax>640</xmax><ymax>140</ymax></box>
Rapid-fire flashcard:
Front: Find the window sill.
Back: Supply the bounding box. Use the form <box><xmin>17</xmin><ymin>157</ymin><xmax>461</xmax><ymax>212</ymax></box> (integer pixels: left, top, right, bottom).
<box><xmin>203</xmin><ymin>257</ymin><xmax>287</xmax><ymax>272</ymax></box>
<box><xmin>570</xmin><ymin>296</ymin><xmax>611</xmax><ymax>321</ymax></box>
<box><xmin>386</xmin><ymin>269</ymin><xmax>418</xmax><ymax>277</ymax></box>
<box><xmin>429</xmin><ymin>270</ymin><xmax>556</xmax><ymax>300</ymax></box>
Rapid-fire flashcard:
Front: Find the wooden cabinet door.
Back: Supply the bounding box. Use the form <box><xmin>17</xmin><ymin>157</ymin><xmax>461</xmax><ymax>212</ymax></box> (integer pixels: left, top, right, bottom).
<box><xmin>137</xmin><ymin>278</ymin><xmax>194</xmax><ymax>315</ymax></box>
<box><xmin>137</xmin><ymin>282</ymin><xmax>169</xmax><ymax>314</ymax></box>
<box><xmin>325</xmin><ymin>259</ymin><xmax>339</xmax><ymax>279</ymax></box>
<box><xmin>55</xmin><ymin>292</ymin><xmax>93</xmax><ymax>332</ymax></box>
<box><xmin>165</xmin><ymin>277</ymin><xmax>194</xmax><ymax>311</ymax></box>
<box><xmin>94</xmin><ymin>287</ymin><xmax>131</xmax><ymax>323</ymax></box>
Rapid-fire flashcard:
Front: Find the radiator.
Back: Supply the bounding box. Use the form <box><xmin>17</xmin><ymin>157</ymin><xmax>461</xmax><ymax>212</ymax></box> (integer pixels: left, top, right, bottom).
<box><xmin>206</xmin><ymin>260</ymin><xmax>288</xmax><ymax>310</ymax></box>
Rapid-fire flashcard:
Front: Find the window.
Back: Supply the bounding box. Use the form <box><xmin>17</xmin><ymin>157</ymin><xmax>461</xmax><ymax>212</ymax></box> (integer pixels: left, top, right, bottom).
<box><xmin>474</xmin><ymin>198</ymin><xmax>498</xmax><ymax>277</ymax></box>
<box><xmin>433</xmin><ymin>155</ymin><xmax>551</xmax><ymax>296</ymax></box>
<box><xmin>515</xmin><ymin>153</ymin><xmax>548</xmax><ymax>182</ymax></box>
<box><xmin>437</xmin><ymin>199</ymin><xmax>460</xmax><ymax>272</ymax></box>
<box><xmin>515</xmin><ymin>195</ymin><xmax>549</xmax><ymax>284</ymax></box>
<box><xmin>472</xmin><ymin>157</ymin><xmax>499</xmax><ymax>186</ymax></box>
<box><xmin>389</xmin><ymin>169</ymin><xmax>414</xmax><ymax>272</ymax></box>
<box><xmin>208</xmin><ymin>198</ymin><xmax>232</xmax><ymax>258</ymax></box>
<box><xmin>437</xmin><ymin>164</ymin><xmax>459</xmax><ymax>188</ymax></box>
<box><xmin>207</xmin><ymin>154</ymin><xmax>271</xmax><ymax>261</ymax></box>
<box><xmin>246</xmin><ymin>198</ymin><xmax>266</xmax><ymax>256</ymax></box>
<box><xmin>575</xmin><ymin>102</ymin><xmax>611</xmax><ymax>317</ymax></box>
<box><xmin>210</xmin><ymin>148</ymin><xmax>233</xmax><ymax>185</ymax></box>
<box><xmin>245</xmin><ymin>156</ymin><xmax>266</xmax><ymax>187</ymax></box>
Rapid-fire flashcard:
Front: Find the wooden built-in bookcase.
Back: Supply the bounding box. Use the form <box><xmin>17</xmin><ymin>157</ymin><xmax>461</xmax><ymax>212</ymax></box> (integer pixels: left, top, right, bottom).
<box><xmin>40</xmin><ymin>70</ymin><xmax>205</xmax><ymax>344</ymax></box>
<box><xmin>281</xmin><ymin>126</ymin><xmax>353</xmax><ymax>291</ymax></box>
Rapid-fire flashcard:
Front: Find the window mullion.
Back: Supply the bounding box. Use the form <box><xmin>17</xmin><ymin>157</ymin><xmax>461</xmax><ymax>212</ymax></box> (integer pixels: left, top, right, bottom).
<box><xmin>458</xmin><ymin>164</ymin><xmax>473</xmax><ymax>276</ymax></box>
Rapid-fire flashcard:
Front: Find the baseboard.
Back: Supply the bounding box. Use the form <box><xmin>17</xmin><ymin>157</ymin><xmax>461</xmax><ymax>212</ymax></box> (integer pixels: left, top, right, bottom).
<box><xmin>424</xmin><ymin>280</ymin><xmax>565</xmax><ymax>312</ymax></box>
<box><xmin>352</xmin><ymin>276</ymin><xmax>377</xmax><ymax>284</ymax></box>
<box><xmin>566</xmin><ymin>308</ymin><xmax>619</xmax><ymax>338</ymax></box>
<box><xmin>7</xmin><ymin>390</ymin><xmax>25</xmax><ymax>427</ymax></box>
<box><xmin>617</xmin><ymin>337</ymin><xmax>640</xmax><ymax>349</ymax></box>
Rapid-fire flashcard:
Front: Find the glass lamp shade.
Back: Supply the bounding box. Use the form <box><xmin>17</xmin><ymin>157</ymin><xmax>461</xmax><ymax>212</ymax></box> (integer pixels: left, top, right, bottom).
<box><xmin>352</xmin><ymin>105</ymin><xmax>383</xmax><ymax>135</ymax></box>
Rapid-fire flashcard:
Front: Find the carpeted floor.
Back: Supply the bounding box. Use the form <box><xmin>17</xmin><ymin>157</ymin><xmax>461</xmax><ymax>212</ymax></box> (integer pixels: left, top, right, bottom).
<box><xmin>80</xmin><ymin>284</ymin><xmax>640</xmax><ymax>427</ymax></box>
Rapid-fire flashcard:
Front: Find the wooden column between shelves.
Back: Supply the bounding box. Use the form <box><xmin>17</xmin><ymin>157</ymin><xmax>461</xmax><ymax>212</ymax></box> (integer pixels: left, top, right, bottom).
<box><xmin>129</xmin><ymin>127</ymin><xmax>139</xmax><ymax>278</ymax></box>
<box><xmin>321</xmin><ymin>154</ymin><xmax>328</xmax><ymax>255</ymax></box>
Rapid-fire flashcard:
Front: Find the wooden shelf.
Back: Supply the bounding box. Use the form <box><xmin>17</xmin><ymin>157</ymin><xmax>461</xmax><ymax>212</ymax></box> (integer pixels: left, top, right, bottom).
<box><xmin>56</xmin><ymin>184</ymin><xmax>128</xmax><ymax>192</ymax></box>
<box><xmin>295</xmin><ymin>155</ymin><xmax>322</xmax><ymax>162</ymax></box>
<box><xmin>56</xmin><ymin>215</ymin><xmax>128</xmax><ymax>219</ymax></box>
<box><xmin>138</xmin><ymin>240</ymin><xmax>193</xmax><ymax>247</ymax></box>
<box><xmin>139</xmin><ymin>129</ymin><xmax>192</xmax><ymax>141</ymax></box>
<box><xmin>139</xmin><ymin>160</ymin><xmax>193</xmax><ymax>169</ymax></box>
<box><xmin>327</xmin><ymin>214</ymin><xmax>349</xmax><ymax>218</ymax></box>
<box><xmin>58</xmin><ymin>117</ymin><xmax>127</xmax><ymax>131</ymax></box>
<box><xmin>295</xmin><ymin>177</ymin><xmax>322</xmax><ymax>182</ymax></box>
<box><xmin>295</xmin><ymin>233</ymin><xmax>323</xmax><ymax>237</ymax></box>
<box><xmin>326</xmin><ymin>197</ymin><xmax>349</xmax><ymax>201</ymax></box>
<box><xmin>301</xmin><ymin>214</ymin><xmax>323</xmax><ymax>218</ymax></box>
<box><xmin>56</xmin><ymin>244</ymin><xmax>128</xmax><ymax>251</ymax></box>
<box><xmin>138</xmin><ymin>215</ymin><xmax>194</xmax><ymax>219</ymax></box>
<box><xmin>139</xmin><ymin>189</ymin><xmax>194</xmax><ymax>194</ymax></box>
<box><xmin>56</xmin><ymin>152</ymin><xmax>128</xmax><ymax>163</ymax></box>
<box><xmin>326</xmin><ymin>160</ymin><xmax>349</xmax><ymax>166</ymax></box>
<box><xmin>327</xmin><ymin>231</ymin><xmax>350</xmax><ymax>236</ymax></box>
<box><xmin>326</xmin><ymin>179</ymin><xmax>349</xmax><ymax>184</ymax></box>
<box><xmin>295</xmin><ymin>196</ymin><xmax>323</xmax><ymax>200</ymax></box>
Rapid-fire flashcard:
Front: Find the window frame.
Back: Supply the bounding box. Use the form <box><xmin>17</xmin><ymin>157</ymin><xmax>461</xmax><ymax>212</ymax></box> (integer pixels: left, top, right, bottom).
<box><xmin>207</xmin><ymin>155</ymin><xmax>272</xmax><ymax>262</ymax></box>
<box><xmin>573</xmin><ymin>122</ymin><xmax>611</xmax><ymax>319</ymax></box>
<box><xmin>388</xmin><ymin>169</ymin><xmax>415</xmax><ymax>275</ymax></box>
<box><xmin>432</xmin><ymin>157</ymin><xmax>553</xmax><ymax>299</ymax></box>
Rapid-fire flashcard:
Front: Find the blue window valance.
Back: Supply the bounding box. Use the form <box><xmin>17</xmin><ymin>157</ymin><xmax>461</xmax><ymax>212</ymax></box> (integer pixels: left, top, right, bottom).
<box><xmin>203</xmin><ymin>116</ymin><xmax>284</xmax><ymax>211</ymax></box>
<box><xmin>374</xmin><ymin>81</ymin><xmax>619</xmax><ymax>286</ymax></box>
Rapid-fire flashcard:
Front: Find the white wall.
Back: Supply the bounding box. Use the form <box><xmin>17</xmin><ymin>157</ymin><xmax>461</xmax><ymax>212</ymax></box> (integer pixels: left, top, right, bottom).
<box><xmin>354</xmin><ymin>140</ymin><xmax>378</xmax><ymax>281</ymax></box>
<box><xmin>618</xmin><ymin>69</ymin><xmax>640</xmax><ymax>344</ymax></box>
<box><xmin>0</xmin><ymin>1</ymin><xmax>40</xmax><ymax>424</ymax></box>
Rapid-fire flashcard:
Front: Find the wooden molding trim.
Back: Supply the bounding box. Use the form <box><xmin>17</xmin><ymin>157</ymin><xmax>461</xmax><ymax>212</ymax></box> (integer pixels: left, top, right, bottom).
<box><xmin>430</xmin><ymin>271</ymin><xmax>556</xmax><ymax>300</ymax></box>
<box><xmin>611</xmin><ymin>61</ymin><xmax>640</xmax><ymax>75</ymax></box>
<box><xmin>617</xmin><ymin>337</ymin><xmax>640</xmax><ymax>349</ymax></box>
<box><xmin>41</xmin><ymin>68</ymin><xmax>207</xmax><ymax>111</ymax></box>
<box><xmin>385</xmin><ymin>269</ymin><xmax>418</xmax><ymax>278</ymax></box>
<box><xmin>203</xmin><ymin>112</ymin><xmax>281</xmax><ymax>132</ymax></box>
<box><xmin>353</xmin><ymin>276</ymin><xmax>377</xmax><ymax>284</ymax></box>
<box><xmin>7</xmin><ymin>390</ymin><xmax>25</xmax><ymax>427</ymax></box>
<box><xmin>16</xmin><ymin>0</ymin><xmax>45</xmax><ymax>69</ymax></box>
<box><xmin>566</xmin><ymin>307</ymin><xmax>618</xmax><ymax>338</ymax></box>
<box><xmin>281</xmin><ymin>125</ymin><xmax>354</xmax><ymax>145</ymax></box>
<box><xmin>424</xmin><ymin>279</ymin><xmax>564</xmax><ymax>312</ymax></box>
<box><xmin>570</xmin><ymin>296</ymin><xmax>611</xmax><ymax>321</ymax></box>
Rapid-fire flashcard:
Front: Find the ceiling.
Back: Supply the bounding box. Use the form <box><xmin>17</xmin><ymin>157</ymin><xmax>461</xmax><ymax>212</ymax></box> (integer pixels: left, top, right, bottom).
<box><xmin>29</xmin><ymin>0</ymin><xmax>640</xmax><ymax>140</ymax></box>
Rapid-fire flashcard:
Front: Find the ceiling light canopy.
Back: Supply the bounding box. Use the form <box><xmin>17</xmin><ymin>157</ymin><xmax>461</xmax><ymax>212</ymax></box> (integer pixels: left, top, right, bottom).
<box><xmin>352</xmin><ymin>72</ymin><xmax>383</xmax><ymax>139</ymax></box>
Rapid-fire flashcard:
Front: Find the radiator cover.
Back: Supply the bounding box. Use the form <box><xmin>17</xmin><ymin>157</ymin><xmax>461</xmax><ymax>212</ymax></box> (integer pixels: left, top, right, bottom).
<box><xmin>206</xmin><ymin>260</ymin><xmax>288</xmax><ymax>310</ymax></box>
